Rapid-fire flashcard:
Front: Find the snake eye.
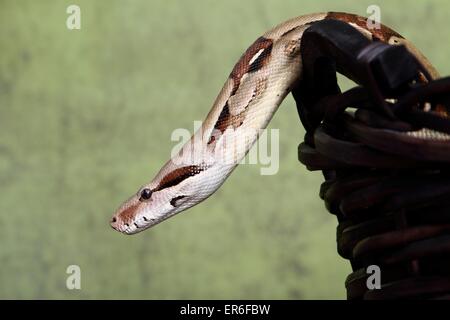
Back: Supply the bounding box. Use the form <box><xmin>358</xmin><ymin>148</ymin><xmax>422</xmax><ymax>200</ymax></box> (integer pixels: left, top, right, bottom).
<box><xmin>139</xmin><ymin>188</ymin><xmax>153</xmax><ymax>201</ymax></box>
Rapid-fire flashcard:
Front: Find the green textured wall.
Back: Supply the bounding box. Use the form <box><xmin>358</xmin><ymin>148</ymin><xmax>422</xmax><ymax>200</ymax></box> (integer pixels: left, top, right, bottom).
<box><xmin>1</xmin><ymin>0</ymin><xmax>449</xmax><ymax>299</ymax></box>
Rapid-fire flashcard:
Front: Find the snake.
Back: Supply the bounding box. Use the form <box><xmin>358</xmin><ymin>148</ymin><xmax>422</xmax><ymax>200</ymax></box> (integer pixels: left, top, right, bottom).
<box><xmin>110</xmin><ymin>12</ymin><xmax>440</xmax><ymax>235</ymax></box>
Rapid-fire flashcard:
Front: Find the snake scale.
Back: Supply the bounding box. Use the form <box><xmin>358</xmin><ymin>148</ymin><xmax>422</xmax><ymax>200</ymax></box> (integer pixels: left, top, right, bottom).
<box><xmin>110</xmin><ymin>12</ymin><xmax>440</xmax><ymax>235</ymax></box>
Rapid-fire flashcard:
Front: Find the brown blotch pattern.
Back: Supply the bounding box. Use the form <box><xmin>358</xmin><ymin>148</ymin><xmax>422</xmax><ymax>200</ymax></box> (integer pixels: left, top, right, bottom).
<box><xmin>212</xmin><ymin>103</ymin><xmax>247</xmax><ymax>136</ymax></box>
<box><xmin>210</xmin><ymin>37</ymin><xmax>273</xmax><ymax>144</ymax></box>
<box><xmin>213</xmin><ymin>103</ymin><xmax>232</xmax><ymax>135</ymax></box>
<box><xmin>230</xmin><ymin>36</ymin><xmax>273</xmax><ymax>93</ymax></box>
<box><xmin>326</xmin><ymin>12</ymin><xmax>403</xmax><ymax>42</ymax></box>
<box><xmin>119</xmin><ymin>202</ymin><xmax>141</xmax><ymax>222</ymax></box>
<box><xmin>209</xmin><ymin>78</ymin><xmax>267</xmax><ymax>143</ymax></box>
<box><xmin>156</xmin><ymin>165</ymin><xmax>207</xmax><ymax>191</ymax></box>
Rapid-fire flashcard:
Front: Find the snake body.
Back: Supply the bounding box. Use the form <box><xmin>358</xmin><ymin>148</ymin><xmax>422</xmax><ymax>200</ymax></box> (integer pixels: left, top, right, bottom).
<box><xmin>111</xmin><ymin>12</ymin><xmax>438</xmax><ymax>235</ymax></box>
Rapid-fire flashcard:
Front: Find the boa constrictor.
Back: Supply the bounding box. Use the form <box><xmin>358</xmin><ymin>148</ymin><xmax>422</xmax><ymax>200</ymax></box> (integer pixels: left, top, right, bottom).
<box><xmin>111</xmin><ymin>12</ymin><xmax>439</xmax><ymax>235</ymax></box>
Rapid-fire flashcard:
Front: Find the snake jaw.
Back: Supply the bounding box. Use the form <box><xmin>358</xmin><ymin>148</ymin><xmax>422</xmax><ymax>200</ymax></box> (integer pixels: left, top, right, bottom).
<box><xmin>118</xmin><ymin>210</ymin><xmax>183</xmax><ymax>235</ymax></box>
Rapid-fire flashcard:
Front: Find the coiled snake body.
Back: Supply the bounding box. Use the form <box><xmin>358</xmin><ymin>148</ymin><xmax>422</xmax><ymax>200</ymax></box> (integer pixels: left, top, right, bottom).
<box><xmin>111</xmin><ymin>12</ymin><xmax>439</xmax><ymax>234</ymax></box>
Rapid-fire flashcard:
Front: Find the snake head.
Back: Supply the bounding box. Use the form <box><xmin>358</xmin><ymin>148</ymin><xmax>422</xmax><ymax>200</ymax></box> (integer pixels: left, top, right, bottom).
<box><xmin>111</xmin><ymin>162</ymin><xmax>215</xmax><ymax>234</ymax></box>
<box><xmin>110</xmin><ymin>186</ymin><xmax>190</xmax><ymax>235</ymax></box>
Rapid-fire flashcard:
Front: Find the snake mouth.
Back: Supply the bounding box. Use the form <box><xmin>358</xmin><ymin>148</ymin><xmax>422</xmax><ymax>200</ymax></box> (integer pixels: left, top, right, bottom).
<box><xmin>119</xmin><ymin>223</ymin><xmax>141</xmax><ymax>235</ymax></box>
<box><xmin>111</xmin><ymin>207</ymin><xmax>185</xmax><ymax>234</ymax></box>
<box><xmin>110</xmin><ymin>215</ymin><xmax>157</xmax><ymax>235</ymax></box>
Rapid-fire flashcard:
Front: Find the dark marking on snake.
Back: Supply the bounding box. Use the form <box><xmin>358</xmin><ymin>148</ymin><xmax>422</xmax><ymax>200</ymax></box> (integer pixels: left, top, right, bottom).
<box><xmin>212</xmin><ymin>103</ymin><xmax>231</xmax><ymax>135</ymax></box>
<box><xmin>170</xmin><ymin>195</ymin><xmax>187</xmax><ymax>207</ymax></box>
<box><xmin>230</xmin><ymin>36</ymin><xmax>273</xmax><ymax>93</ymax></box>
<box><xmin>207</xmin><ymin>37</ymin><xmax>274</xmax><ymax>146</ymax></box>
<box><xmin>248</xmin><ymin>44</ymin><xmax>272</xmax><ymax>73</ymax></box>
<box><xmin>208</xmin><ymin>100</ymin><xmax>251</xmax><ymax>145</ymax></box>
<box><xmin>118</xmin><ymin>202</ymin><xmax>142</xmax><ymax>221</ymax></box>
<box><xmin>156</xmin><ymin>165</ymin><xmax>207</xmax><ymax>191</ymax></box>
<box><xmin>326</xmin><ymin>12</ymin><xmax>403</xmax><ymax>41</ymax></box>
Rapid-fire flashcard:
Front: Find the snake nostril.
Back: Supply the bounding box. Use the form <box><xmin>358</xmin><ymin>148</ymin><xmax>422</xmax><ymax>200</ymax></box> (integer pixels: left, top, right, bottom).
<box><xmin>111</xmin><ymin>217</ymin><xmax>117</xmax><ymax>223</ymax></box>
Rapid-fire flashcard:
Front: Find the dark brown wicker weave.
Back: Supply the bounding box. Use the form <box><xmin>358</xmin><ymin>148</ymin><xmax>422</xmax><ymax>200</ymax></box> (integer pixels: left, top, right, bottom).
<box><xmin>295</xmin><ymin>19</ymin><xmax>450</xmax><ymax>300</ymax></box>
